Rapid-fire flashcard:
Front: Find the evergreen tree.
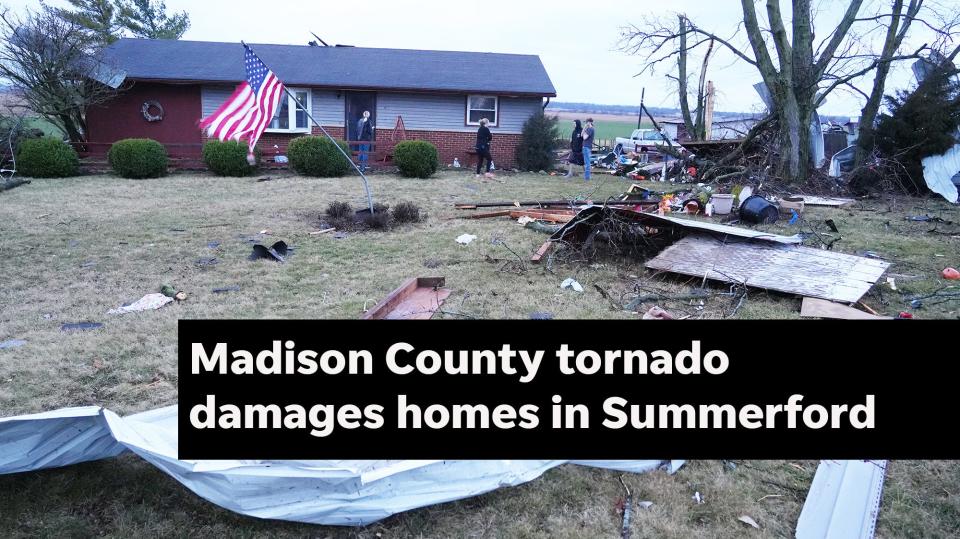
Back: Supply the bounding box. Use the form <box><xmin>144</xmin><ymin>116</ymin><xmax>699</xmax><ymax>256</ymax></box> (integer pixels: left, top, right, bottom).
<box><xmin>875</xmin><ymin>64</ymin><xmax>960</xmax><ymax>193</ymax></box>
<box><xmin>55</xmin><ymin>0</ymin><xmax>119</xmax><ymax>44</ymax></box>
<box><xmin>515</xmin><ymin>110</ymin><xmax>560</xmax><ymax>172</ymax></box>
<box><xmin>116</xmin><ymin>0</ymin><xmax>189</xmax><ymax>40</ymax></box>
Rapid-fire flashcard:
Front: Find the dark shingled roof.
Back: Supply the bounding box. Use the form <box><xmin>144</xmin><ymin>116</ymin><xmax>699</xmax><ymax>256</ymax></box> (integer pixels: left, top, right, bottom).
<box><xmin>104</xmin><ymin>38</ymin><xmax>557</xmax><ymax>97</ymax></box>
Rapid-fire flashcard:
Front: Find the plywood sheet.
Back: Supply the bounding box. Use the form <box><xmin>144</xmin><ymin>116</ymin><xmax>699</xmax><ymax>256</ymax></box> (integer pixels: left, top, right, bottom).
<box><xmin>789</xmin><ymin>195</ymin><xmax>856</xmax><ymax>207</ymax></box>
<box><xmin>361</xmin><ymin>277</ymin><xmax>451</xmax><ymax>320</ymax></box>
<box><xmin>645</xmin><ymin>236</ymin><xmax>890</xmax><ymax>303</ymax></box>
<box><xmin>800</xmin><ymin>298</ymin><xmax>892</xmax><ymax>320</ymax></box>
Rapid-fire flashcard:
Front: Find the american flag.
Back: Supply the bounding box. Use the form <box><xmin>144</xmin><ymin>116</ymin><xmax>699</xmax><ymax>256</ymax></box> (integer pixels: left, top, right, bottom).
<box><xmin>199</xmin><ymin>45</ymin><xmax>285</xmax><ymax>158</ymax></box>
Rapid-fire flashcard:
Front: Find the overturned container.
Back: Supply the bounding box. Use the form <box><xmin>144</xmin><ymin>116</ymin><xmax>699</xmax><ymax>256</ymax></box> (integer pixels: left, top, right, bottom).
<box><xmin>740</xmin><ymin>195</ymin><xmax>780</xmax><ymax>224</ymax></box>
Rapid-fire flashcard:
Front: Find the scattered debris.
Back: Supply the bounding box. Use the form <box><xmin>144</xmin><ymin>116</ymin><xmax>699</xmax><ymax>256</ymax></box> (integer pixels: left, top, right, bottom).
<box><xmin>646</xmin><ymin>236</ymin><xmax>890</xmax><ymax>304</ymax></box>
<box><xmin>525</xmin><ymin>221</ymin><xmax>562</xmax><ymax>235</ymax></box>
<box><xmin>212</xmin><ymin>286</ymin><xmax>241</xmax><ymax>294</ymax></box>
<box><xmin>250</xmin><ymin>241</ymin><xmax>289</xmax><ymax>262</ymax></box>
<box><xmin>692</xmin><ymin>491</ymin><xmax>704</xmax><ymax>505</ymax></box>
<box><xmin>361</xmin><ymin>277</ymin><xmax>452</xmax><ymax>320</ymax></box>
<box><xmin>456</xmin><ymin>234</ymin><xmax>477</xmax><ymax>245</ymax></box>
<box><xmin>0</xmin><ymin>339</ymin><xmax>26</xmax><ymax>350</ymax></box>
<box><xmin>561</xmin><ymin>278</ymin><xmax>584</xmax><ymax>293</ymax></box>
<box><xmin>195</xmin><ymin>257</ymin><xmax>218</xmax><ymax>267</ymax></box>
<box><xmin>825</xmin><ymin>219</ymin><xmax>840</xmax><ymax>233</ymax></box>
<box><xmin>256</xmin><ymin>176</ymin><xmax>274</xmax><ymax>182</ymax></box>
<box><xmin>207</xmin><ymin>240</ymin><xmax>221</xmax><ymax>249</ymax></box>
<box><xmin>886</xmin><ymin>277</ymin><xmax>898</xmax><ymax>291</ymax></box>
<box><xmin>637</xmin><ymin>501</ymin><xmax>654</xmax><ymax>509</ymax></box>
<box><xmin>530</xmin><ymin>311</ymin><xmax>554</xmax><ymax>320</ymax></box>
<box><xmin>309</xmin><ymin>228</ymin><xmax>336</xmax><ymax>235</ymax></box>
<box><xmin>738</xmin><ymin>515</ymin><xmax>761</xmax><ymax>530</ymax></box>
<box><xmin>61</xmin><ymin>322</ymin><xmax>104</xmax><ymax>332</ymax></box>
<box><xmin>739</xmin><ymin>195</ymin><xmax>779</xmax><ymax>224</ymax></box>
<box><xmin>642</xmin><ymin>306</ymin><xmax>674</xmax><ymax>320</ymax></box>
<box><xmin>160</xmin><ymin>284</ymin><xmax>177</xmax><ymax>298</ymax></box>
<box><xmin>333</xmin><ymin>232</ymin><xmax>348</xmax><ymax>239</ymax></box>
<box><xmin>943</xmin><ymin>267</ymin><xmax>960</xmax><ymax>280</ymax></box>
<box><xmin>108</xmin><ymin>293</ymin><xmax>174</xmax><ymax>315</ymax></box>
<box><xmin>921</xmin><ymin>143</ymin><xmax>960</xmax><ymax>203</ymax></box>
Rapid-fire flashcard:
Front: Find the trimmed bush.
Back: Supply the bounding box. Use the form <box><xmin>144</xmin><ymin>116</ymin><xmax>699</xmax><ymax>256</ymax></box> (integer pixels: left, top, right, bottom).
<box><xmin>16</xmin><ymin>137</ymin><xmax>80</xmax><ymax>178</ymax></box>
<box><xmin>288</xmin><ymin>136</ymin><xmax>351</xmax><ymax>177</ymax></box>
<box><xmin>108</xmin><ymin>138</ymin><xmax>168</xmax><ymax>179</ymax></box>
<box><xmin>202</xmin><ymin>140</ymin><xmax>261</xmax><ymax>176</ymax></box>
<box><xmin>394</xmin><ymin>140</ymin><xmax>439</xmax><ymax>178</ymax></box>
<box><xmin>516</xmin><ymin>110</ymin><xmax>560</xmax><ymax>171</ymax></box>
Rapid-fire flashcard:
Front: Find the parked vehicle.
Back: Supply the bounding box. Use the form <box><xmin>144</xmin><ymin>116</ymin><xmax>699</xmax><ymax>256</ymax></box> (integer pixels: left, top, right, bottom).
<box><xmin>614</xmin><ymin>128</ymin><xmax>674</xmax><ymax>154</ymax></box>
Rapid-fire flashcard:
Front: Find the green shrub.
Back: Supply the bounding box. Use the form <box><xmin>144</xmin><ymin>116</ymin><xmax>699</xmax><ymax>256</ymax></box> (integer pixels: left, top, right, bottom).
<box><xmin>516</xmin><ymin>110</ymin><xmax>560</xmax><ymax>171</ymax></box>
<box><xmin>108</xmin><ymin>138</ymin><xmax>168</xmax><ymax>179</ymax></box>
<box><xmin>16</xmin><ymin>137</ymin><xmax>80</xmax><ymax>178</ymax></box>
<box><xmin>202</xmin><ymin>140</ymin><xmax>261</xmax><ymax>176</ymax></box>
<box><xmin>288</xmin><ymin>136</ymin><xmax>351</xmax><ymax>177</ymax></box>
<box><xmin>394</xmin><ymin>140</ymin><xmax>439</xmax><ymax>178</ymax></box>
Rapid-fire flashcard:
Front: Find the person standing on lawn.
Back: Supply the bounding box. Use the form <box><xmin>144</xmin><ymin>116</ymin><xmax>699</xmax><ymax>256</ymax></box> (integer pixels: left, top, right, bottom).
<box><xmin>475</xmin><ymin>117</ymin><xmax>494</xmax><ymax>177</ymax></box>
<box><xmin>565</xmin><ymin>119</ymin><xmax>584</xmax><ymax>177</ymax></box>
<box><xmin>581</xmin><ymin>118</ymin><xmax>595</xmax><ymax>180</ymax></box>
<box><xmin>357</xmin><ymin>111</ymin><xmax>374</xmax><ymax>172</ymax></box>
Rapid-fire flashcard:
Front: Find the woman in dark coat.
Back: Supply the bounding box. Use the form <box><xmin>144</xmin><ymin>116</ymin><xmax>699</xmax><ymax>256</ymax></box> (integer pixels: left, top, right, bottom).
<box><xmin>565</xmin><ymin>119</ymin><xmax>583</xmax><ymax>177</ymax></box>
<box><xmin>475</xmin><ymin>118</ymin><xmax>494</xmax><ymax>177</ymax></box>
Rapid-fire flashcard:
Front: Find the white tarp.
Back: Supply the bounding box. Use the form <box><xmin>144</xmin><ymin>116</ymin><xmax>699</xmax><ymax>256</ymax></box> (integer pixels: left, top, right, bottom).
<box><xmin>0</xmin><ymin>406</ymin><xmax>683</xmax><ymax>526</ymax></box>
<box><xmin>921</xmin><ymin>144</ymin><xmax>960</xmax><ymax>203</ymax></box>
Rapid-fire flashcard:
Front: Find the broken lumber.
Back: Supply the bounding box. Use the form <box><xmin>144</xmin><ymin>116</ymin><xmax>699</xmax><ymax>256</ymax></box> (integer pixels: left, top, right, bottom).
<box><xmin>531</xmin><ymin>241</ymin><xmax>554</xmax><ymax>264</ymax></box>
<box><xmin>800</xmin><ymin>298</ymin><xmax>892</xmax><ymax>320</ymax></box>
<box><xmin>361</xmin><ymin>277</ymin><xmax>452</xmax><ymax>320</ymax></box>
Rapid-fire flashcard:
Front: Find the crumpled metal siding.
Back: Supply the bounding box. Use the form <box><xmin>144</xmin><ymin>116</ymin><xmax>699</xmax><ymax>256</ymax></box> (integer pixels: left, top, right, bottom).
<box><xmin>796</xmin><ymin>460</ymin><xmax>887</xmax><ymax>539</ymax></box>
<box><xmin>922</xmin><ymin>144</ymin><xmax>960</xmax><ymax>203</ymax></box>
<box><xmin>0</xmin><ymin>406</ymin><xmax>683</xmax><ymax>526</ymax></box>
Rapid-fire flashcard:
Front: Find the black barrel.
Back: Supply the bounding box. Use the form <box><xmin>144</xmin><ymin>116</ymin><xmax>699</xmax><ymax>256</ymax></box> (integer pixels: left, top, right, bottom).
<box><xmin>740</xmin><ymin>195</ymin><xmax>780</xmax><ymax>224</ymax></box>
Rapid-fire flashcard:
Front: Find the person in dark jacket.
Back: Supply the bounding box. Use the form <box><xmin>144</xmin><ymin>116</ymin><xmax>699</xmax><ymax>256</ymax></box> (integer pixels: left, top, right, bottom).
<box><xmin>356</xmin><ymin>111</ymin><xmax>374</xmax><ymax>172</ymax></box>
<box><xmin>475</xmin><ymin>118</ymin><xmax>494</xmax><ymax>177</ymax></box>
<box><xmin>565</xmin><ymin>119</ymin><xmax>584</xmax><ymax>177</ymax></box>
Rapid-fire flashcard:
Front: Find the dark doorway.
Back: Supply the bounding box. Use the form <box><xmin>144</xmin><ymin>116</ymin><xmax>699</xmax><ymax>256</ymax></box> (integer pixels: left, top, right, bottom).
<box><xmin>345</xmin><ymin>91</ymin><xmax>377</xmax><ymax>142</ymax></box>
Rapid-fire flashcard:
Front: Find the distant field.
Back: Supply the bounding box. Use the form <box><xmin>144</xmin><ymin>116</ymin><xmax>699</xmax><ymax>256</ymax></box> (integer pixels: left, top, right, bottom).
<box><xmin>551</xmin><ymin>110</ymin><xmax>652</xmax><ymax>143</ymax></box>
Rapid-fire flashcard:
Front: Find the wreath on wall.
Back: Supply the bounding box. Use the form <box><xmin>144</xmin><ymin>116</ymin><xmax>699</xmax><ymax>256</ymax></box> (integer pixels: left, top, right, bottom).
<box><xmin>142</xmin><ymin>100</ymin><xmax>164</xmax><ymax>122</ymax></box>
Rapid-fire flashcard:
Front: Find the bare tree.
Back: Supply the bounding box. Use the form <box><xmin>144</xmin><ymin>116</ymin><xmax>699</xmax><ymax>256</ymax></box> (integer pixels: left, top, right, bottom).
<box><xmin>0</xmin><ymin>6</ymin><xmax>118</xmax><ymax>143</ymax></box>
<box><xmin>621</xmin><ymin>0</ymin><xmax>956</xmax><ymax>183</ymax></box>
<box><xmin>674</xmin><ymin>15</ymin><xmax>715</xmax><ymax>141</ymax></box>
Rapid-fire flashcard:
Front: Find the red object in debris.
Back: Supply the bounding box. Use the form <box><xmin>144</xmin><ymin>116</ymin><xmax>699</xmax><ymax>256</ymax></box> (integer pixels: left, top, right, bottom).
<box><xmin>898</xmin><ymin>312</ymin><xmax>914</xmax><ymax>319</ymax></box>
<box><xmin>943</xmin><ymin>267</ymin><xmax>960</xmax><ymax>280</ymax></box>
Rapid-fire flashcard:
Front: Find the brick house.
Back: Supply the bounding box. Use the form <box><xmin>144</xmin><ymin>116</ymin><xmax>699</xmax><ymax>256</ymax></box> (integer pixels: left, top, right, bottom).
<box><xmin>87</xmin><ymin>38</ymin><xmax>557</xmax><ymax>169</ymax></box>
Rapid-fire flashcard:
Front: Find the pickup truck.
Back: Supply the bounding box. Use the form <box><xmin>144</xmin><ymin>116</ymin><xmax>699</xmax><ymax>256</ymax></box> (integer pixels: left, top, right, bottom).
<box><xmin>614</xmin><ymin>128</ymin><xmax>674</xmax><ymax>154</ymax></box>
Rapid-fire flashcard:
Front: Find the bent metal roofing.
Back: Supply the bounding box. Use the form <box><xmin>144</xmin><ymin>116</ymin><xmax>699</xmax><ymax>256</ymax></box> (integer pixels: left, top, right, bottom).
<box><xmin>104</xmin><ymin>38</ymin><xmax>557</xmax><ymax>97</ymax></box>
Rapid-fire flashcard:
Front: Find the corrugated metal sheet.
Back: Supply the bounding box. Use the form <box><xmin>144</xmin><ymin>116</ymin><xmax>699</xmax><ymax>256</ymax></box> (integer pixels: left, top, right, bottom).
<box><xmin>796</xmin><ymin>460</ymin><xmax>887</xmax><ymax>539</ymax></box>
<box><xmin>645</xmin><ymin>235</ymin><xmax>889</xmax><ymax>303</ymax></box>
<box><xmin>0</xmin><ymin>405</ymin><xmax>683</xmax><ymax>526</ymax></box>
<box><xmin>105</xmin><ymin>39</ymin><xmax>556</xmax><ymax>96</ymax></box>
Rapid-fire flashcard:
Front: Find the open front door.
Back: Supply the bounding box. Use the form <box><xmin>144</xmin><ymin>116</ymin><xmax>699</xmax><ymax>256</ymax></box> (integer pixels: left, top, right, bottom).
<box><xmin>345</xmin><ymin>91</ymin><xmax>377</xmax><ymax>144</ymax></box>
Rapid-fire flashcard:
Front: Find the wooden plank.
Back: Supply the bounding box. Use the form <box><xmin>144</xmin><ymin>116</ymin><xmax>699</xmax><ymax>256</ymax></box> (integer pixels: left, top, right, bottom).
<box><xmin>800</xmin><ymin>298</ymin><xmax>892</xmax><ymax>320</ymax></box>
<box><xmin>460</xmin><ymin>210</ymin><xmax>513</xmax><ymax>219</ymax></box>
<box><xmin>789</xmin><ymin>195</ymin><xmax>856</xmax><ymax>207</ymax></box>
<box><xmin>509</xmin><ymin>210</ymin><xmax>575</xmax><ymax>223</ymax></box>
<box><xmin>361</xmin><ymin>277</ymin><xmax>450</xmax><ymax>320</ymax></box>
<box><xmin>531</xmin><ymin>241</ymin><xmax>555</xmax><ymax>264</ymax></box>
<box><xmin>645</xmin><ymin>236</ymin><xmax>890</xmax><ymax>303</ymax></box>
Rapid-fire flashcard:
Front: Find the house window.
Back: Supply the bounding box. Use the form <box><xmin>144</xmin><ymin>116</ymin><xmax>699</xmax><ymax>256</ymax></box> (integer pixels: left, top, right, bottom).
<box><xmin>466</xmin><ymin>95</ymin><xmax>498</xmax><ymax>126</ymax></box>
<box><xmin>268</xmin><ymin>89</ymin><xmax>311</xmax><ymax>132</ymax></box>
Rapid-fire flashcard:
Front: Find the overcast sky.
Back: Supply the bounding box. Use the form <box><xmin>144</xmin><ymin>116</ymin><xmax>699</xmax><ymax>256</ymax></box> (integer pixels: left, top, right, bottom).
<box><xmin>6</xmin><ymin>0</ymin><xmax>951</xmax><ymax>116</ymax></box>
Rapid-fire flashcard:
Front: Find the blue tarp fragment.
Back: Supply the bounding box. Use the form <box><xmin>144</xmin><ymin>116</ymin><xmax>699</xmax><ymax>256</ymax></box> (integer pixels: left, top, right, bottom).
<box><xmin>0</xmin><ymin>406</ymin><xmax>683</xmax><ymax>526</ymax></box>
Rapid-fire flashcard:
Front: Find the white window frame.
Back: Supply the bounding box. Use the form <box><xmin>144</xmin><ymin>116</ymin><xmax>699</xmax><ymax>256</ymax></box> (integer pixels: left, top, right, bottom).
<box><xmin>266</xmin><ymin>88</ymin><xmax>312</xmax><ymax>133</ymax></box>
<box><xmin>466</xmin><ymin>95</ymin><xmax>499</xmax><ymax>127</ymax></box>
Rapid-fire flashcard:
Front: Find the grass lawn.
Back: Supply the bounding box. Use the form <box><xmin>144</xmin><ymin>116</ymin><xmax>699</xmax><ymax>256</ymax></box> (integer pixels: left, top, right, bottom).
<box><xmin>552</xmin><ymin>111</ymin><xmax>648</xmax><ymax>143</ymax></box>
<box><xmin>1</xmin><ymin>170</ymin><xmax>959</xmax><ymax>537</ymax></box>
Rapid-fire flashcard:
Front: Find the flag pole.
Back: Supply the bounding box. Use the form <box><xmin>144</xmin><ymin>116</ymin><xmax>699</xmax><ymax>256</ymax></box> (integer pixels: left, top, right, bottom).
<box><xmin>243</xmin><ymin>42</ymin><xmax>374</xmax><ymax>213</ymax></box>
